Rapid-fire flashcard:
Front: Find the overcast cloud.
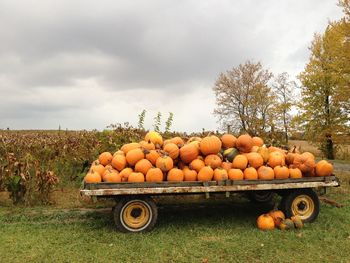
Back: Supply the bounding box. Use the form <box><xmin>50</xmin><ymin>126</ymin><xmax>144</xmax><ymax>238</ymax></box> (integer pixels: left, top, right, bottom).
<box><xmin>0</xmin><ymin>0</ymin><xmax>343</xmax><ymax>132</ymax></box>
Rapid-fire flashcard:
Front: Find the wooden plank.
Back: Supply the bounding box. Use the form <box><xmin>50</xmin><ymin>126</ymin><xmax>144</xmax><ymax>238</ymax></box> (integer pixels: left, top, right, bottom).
<box><xmin>80</xmin><ymin>178</ymin><xmax>340</xmax><ymax>197</ymax></box>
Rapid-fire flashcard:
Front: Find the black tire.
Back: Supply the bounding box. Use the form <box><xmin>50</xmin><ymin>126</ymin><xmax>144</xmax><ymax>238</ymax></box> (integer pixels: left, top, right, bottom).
<box><xmin>113</xmin><ymin>196</ymin><xmax>158</xmax><ymax>233</ymax></box>
<box><xmin>248</xmin><ymin>191</ymin><xmax>275</xmax><ymax>204</ymax></box>
<box><xmin>280</xmin><ymin>189</ymin><xmax>320</xmax><ymax>223</ymax></box>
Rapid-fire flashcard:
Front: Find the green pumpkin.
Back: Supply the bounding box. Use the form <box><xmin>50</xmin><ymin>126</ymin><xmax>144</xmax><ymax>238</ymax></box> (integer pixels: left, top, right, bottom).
<box><xmin>223</xmin><ymin>148</ymin><xmax>239</xmax><ymax>162</ymax></box>
<box><xmin>279</xmin><ymin>219</ymin><xmax>295</xmax><ymax>230</ymax></box>
<box><xmin>291</xmin><ymin>215</ymin><xmax>304</xmax><ymax>229</ymax></box>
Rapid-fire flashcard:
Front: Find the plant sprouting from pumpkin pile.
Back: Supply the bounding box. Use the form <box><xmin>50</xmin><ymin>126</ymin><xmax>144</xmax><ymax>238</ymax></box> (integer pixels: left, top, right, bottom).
<box><xmin>165</xmin><ymin>112</ymin><xmax>174</xmax><ymax>134</ymax></box>
<box><xmin>138</xmin><ymin>109</ymin><xmax>146</xmax><ymax>130</ymax></box>
<box><xmin>153</xmin><ymin>112</ymin><xmax>162</xmax><ymax>132</ymax></box>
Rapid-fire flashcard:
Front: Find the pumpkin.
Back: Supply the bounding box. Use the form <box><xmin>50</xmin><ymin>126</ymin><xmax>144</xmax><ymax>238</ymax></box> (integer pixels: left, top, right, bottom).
<box><xmin>179</xmin><ymin>144</ymin><xmax>199</xmax><ymax>163</ymax></box>
<box><xmin>279</xmin><ymin>219</ymin><xmax>295</xmax><ymax>230</ymax></box>
<box><xmin>244</xmin><ymin>167</ymin><xmax>258</xmax><ymax>180</ymax></box>
<box><xmin>228</xmin><ymin>169</ymin><xmax>244</xmax><ymax>180</ymax></box>
<box><xmin>252</xmin><ymin>137</ymin><xmax>264</xmax><ymax>147</ymax></box>
<box><xmin>84</xmin><ymin>169</ymin><xmax>102</xmax><ymax>183</ymax></box>
<box><xmin>251</xmin><ymin>146</ymin><xmax>259</xmax><ymax>153</ymax></box>
<box><xmin>268</xmin><ymin>210</ymin><xmax>285</xmax><ymax>227</ymax></box>
<box><xmin>268</xmin><ymin>151</ymin><xmax>285</xmax><ymax>168</ymax></box>
<box><xmin>223</xmin><ymin>147</ymin><xmax>239</xmax><ymax>162</ymax></box>
<box><xmin>236</xmin><ymin>134</ymin><xmax>254</xmax><ymax>153</ymax></box>
<box><xmin>103</xmin><ymin>170</ymin><xmax>121</xmax><ymax>183</ymax></box>
<box><xmin>289</xmin><ymin>167</ymin><xmax>302</xmax><ymax>179</ymax></box>
<box><xmin>189</xmin><ymin>140</ymin><xmax>201</xmax><ymax>150</ymax></box>
<box><xmin>286</xmin><ymin>152</ymin><xmax>296</xmax><ymax>165</ymax></box>
<box><xmin>128</xmin><ymin>172</ymin><xmax>145</xmax><ymax>183</ymax></box>
<box><xmin>156</xmin><ymin>155</ymin><xmax>174</xmax><ymax>172</ymax></box>
<box><xmin>291</xmin><ymin>215</ymin><xmax>304</xmax><ymax>229</ymax></box>
<box><xmin>113</xmin><ymin>150</ymin><xmax>125</xmax><ymax>157</ymax></box>
<box><xmin>274</xmin><ymin>166</ymin><xmax>289</xmax><ymax>179</ymax></box>
<box><xmin>98</xmin><ymin>152</ymin><xmax>113</xmax><ymax>166</ymax></box>
<box><xmin>145</xmin><ymin>150</ymin><xmax>161</xmax><ymax>166</ymax></box>
<box><xmin>232</xmin><ymin>154</ymin><xmax>248</xmax><ymax>170</ymax></box>
<box><xmin>187</xmin><ymin>136</ymin><xmax>202</xmax><ymax>143</ymax></box>
<box><xmin>221</xmin><ymin>161</ymin><xmax>232</xmax><ymax>171</ymax></box>
<box><xmin>140</xmin><ymin>140</ymin><xmax>156</xmax><ymax>150</ymax></box>
<box><xmin>119</xmin><ymin>167</ymin><xmax>133</xmax><ymax>182</ymax></box>
<box><xmin>257</xmin><ymin>214</ymin><xmax>275</xmax><ymax>230</ymax></box>
<box><xmin>246</xmin><ymin>152</ymin><xmax>264</xmax><ymax>169</ymax></box>
<box><xmin>257</xmin><ymin>146</ymin><xmax>269</xmax><ymax>163</ymax></box>
<box><xmin>163</xmin><ymin>142</ymin><xmax>179</xmax><ymax>159</ymax></box>
<box><xmin>213</xmin><ymin>167</ymin><xmax>228</xmax><ymax>181</ymax></box>
<box><xmin>111</xmin><ymin>154</ymin><xmax>127</xmax><ymax>171</ymax></box>
<box><xmin>221</xmin><ymin>134</ymin><xmax>237</xmax><ymax>148</ymax></box>
<box><xmin>167</xmin><ymin>168</ymin><xmax>184</xmax><ymax>182</ymax></box>
<box><xmin>135</xmin><ymin>159</ymin><xmax>153</xmax><ymax>175</ymax></box>
<box><xmin>257</xmin><ymin>166</ymin><xmax>274</xmax><ymax>180</ymax></box>
<box><xmin>200</xmin><ymin>135</ymin><xmax>222</xmax><ymax>156</ymax></box>
<box><xmin>146</xmin><ymin>167</ymin><xmax>163</xmax><ymax>182</ymax></box>
<box><xmin>126</xmin><ymin>148</ymin><xmax>145</xmax><ymax>166</ymax></box>
<box><xmin>189</xmin><ymin>158</ymin><xmax>205</xmax><ymax>172</ymax></box>
<box><xmin>90</xmin><ymin>161</ymin><xmax>106</xmax><ymax>176</ymax></box>
<box><xmin>145</xmin><ymin>131</ymin><xmax>163</xmax><ymax>148</ymax></box>
<box><xmin>204</xmin><ymin>154</ymin><xmax>222</xmax><ymax>169</ymax></box>
<box><xmin>197</xmin><ymin>166</ymin><xmax>214</xmax><ymax>181</ymax></box>
<box><xmin>170</xmin><ymin>137</ymin><xmax>184</xmax><ymax>148</ymax></box>
<box><xmin>315</xmin><ymin>160</ymin><xmax>333</xmax><ymax>176</ymax></box>
<box><xmin>121</xmin><ymin>142</ymin><xmax>141</xmax><ymax>154</ymax></box>
<box><xmin>293</xmin><ymin>153</ymin><xmax>315</xmax><ymax>173</ymax></box>
<box><xmin>183</xmin><ymin>166</ymin><xmax>197</xmax><ymax>181</ymax></box>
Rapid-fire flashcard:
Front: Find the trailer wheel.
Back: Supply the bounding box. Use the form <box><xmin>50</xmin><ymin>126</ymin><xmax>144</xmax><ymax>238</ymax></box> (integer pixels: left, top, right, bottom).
<box><xmin>248</xmin><ymin>191</ymin><xmax>275</xmax><ymax>204</ymax></box>
<box><xmin>280</xmin><ymin>189</ymin><xmax>319</xmax><ymax>223</ymax></box>
<box><xmin>113</xmin><ymin>196</ymin><xmax>158</xmax><ymax>233</ymax></box>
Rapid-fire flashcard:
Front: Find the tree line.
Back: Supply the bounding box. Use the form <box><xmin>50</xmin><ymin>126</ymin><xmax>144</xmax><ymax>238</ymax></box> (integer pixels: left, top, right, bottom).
<box><xmin>213</xmin><ymin>0</ymin><xmax>350</xmax><ymax>159</ymax></box>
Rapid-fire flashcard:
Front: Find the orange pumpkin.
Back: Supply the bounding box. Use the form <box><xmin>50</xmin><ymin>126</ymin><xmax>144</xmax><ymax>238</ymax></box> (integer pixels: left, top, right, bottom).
<box><xmin>315</xmin><ymin>160</ymin><xmax>333</xmax><ymax>176</ymax></box>
<box><xmin>90</xmin><ymin>161</ymin><xmax>106</xmax><ymax>176</ymax></box>
<box><xmin>285</xmin><ymin>152</ymin><xmax>296</xmax><ymax>165</ymax></box>
<box><xmin>228</xmin><ymin>169</ymin><xmax>244</xmax><ymax>180</ymax></box>
<box><xmin>232</xmin><ymin>154</ymin><xmax>248</xmax><ymax>170</ymax></box>
<box><xmin>126</xmin><ymin>148</ymin><xmax>145</xmax><ymax>166</ymax></box>
<box><xmin>111</xmin><ymin>154</ymin><xmax>127</xmax><ymax>171</ymax></box>
<box><xmin>156</xmin><ymin>155</ymin><xmax>174</xmax><ymax>172</ymax></box>
<box><xmin>236</xmin><ymin>134</ymin><xmax>254</xmax><ymax>153</ymax></box>
<box><xmin>257</xmin><ymin>214</ymin><xmax>275</xmax><ymax>230</ymax></box>
<box><xmin>187</xmin><ymin>136</ymin><xmax>202</xmax><ymax>143</ymax></box>
<box><xmin>257</xmin><ymin>166</ymin><xmax>274</xmax><ymax>180</ymax></box>
<box><xmin>170</xmin><ymin>137</ymin><xmax>185</xmax><ymax>148</ymax></box>
<box><xmin>204</xmin><ymin>154</ymin><xmax>222</xmax><ymax>169</ymax></box>
<box><xmin>246</xmin><ymin>152</ymin><xmax>264</xmax><ymax>169</ymax></box>
<box><xmin>183</xmin><ymin>166</ymin><xmax>197</xmax><ymax>181</ymax></box>
<box><xmin>99</xmin><ymin>152</ymin><xmax>113</xmax><ymax>166</ymax></box>
<box><xmin>167</xmin><ymin>168</ymin><xmax>184</xmax><ymax>182</ymax></box>
<box><xmin>213</xmin><ymin>168</ymin><xmax>228</xmax><ymax>181</ymax></box>
<box><xmin>274</xmin><ymin>166</ymin><xmax>289</xmax><ymax>179</ymax></box>
<box><xmin>221</xmin><ymin>161</ymin><xmax>232</xmax><ymax>171</ymax></box>
<box><xmin>140</xmin><ymin>140</ymin><xmax>156</xmax><ymax>151</ymax></box>
<box><xmin>145</xmin><ymin>131</ymin><xmax>163</xmax><ymax>148</ymax></box>
<box><xmin>146</xmin><ymin>167</ymin><xmax>163</xmax><ymax>182</ymax></box>
<box><xmin>257</xmin><ymin>146</ymin><xmax>269</xmax><ymax>163</ymax></box>
<box><xmin>135</xmin><ymin>159</ymin><xmax>153</xmax><ymax>175</ymax></box>
<box><xmin>103</xmin><ymin>170</ymin><xmax>121</xmax><ymax>183</ymax></box>
<box><xmin>197</xmin><ymin>166</ymin><xmax>214</xmax><ymax>181</ymax></box>
<box><xmin>200</xmin><ymin>135</ymin><xmax>222</xmax><ymax>155</ymax></box>
<box><xmin>119</xmin><ymin>167</ymin><xmax>133</xmax><ymax>182</ymax></box>
<box><xmin>221</xmin><ymin>134</ymin><xmax>237</xmax><ymax>148</ymax></box>
<box><xmin>145</xmin><ymin>150</ymin><xmax>161</xmax><ymax>166</ymax></box>
<box><xmin>268</xmin><ymin>210</ymin><xmax>285</xmax><ymax>227</ymax></box>
<box><xmin>244</xmin><ymin>167</ymin><xmax>258</xmax><ymax>180</ymax></box>
<box><xmin>163</xmin><ymin>143</ymin><xmax>179</xmax><ymax>159</ymax></box>
<box><xmin>289</xmin><ymin>167</ymin><xmax>302</xmax><ymax>179</ymax></box>
<box><xmin>268</xmin><ymin>151</ymin><xmax>285</xmax><ymax>168</ymax></box>
<box><xmin>113</xmin><ymin>150</ymin><xmax>125</xmax><ymax>157</ymax></box>
<box><xmin>121</xmin><ymin>142</ymin><xmax>141</xmax><ymax>154</ymax></box>
<box><xmin>128</xmin><ymin>172</ymin><xmax>145</xmax><ymax>183</ymax></box>
<box><xmin>252</xmin><ymin>137</ymin><xmax>264</xmax><ymax>147</ymax></box>
<box><xmin>84</xmin><ymin>169</ymin><xmax>102</xmax><ymax>183</ymax></box>
<box><xmin>293</xmin><ymin>153</ymin><xmax>315</xmax><ymax>173</ymax></box>
<box><xmin>179</xmin><ymin>144</ymin><xmax>199</xmax><ymax>163</ymax></box>
<box><xmin>189</xmin><ymin>158</ymin><xmax>205</xmax><ymax>172</ymax></box>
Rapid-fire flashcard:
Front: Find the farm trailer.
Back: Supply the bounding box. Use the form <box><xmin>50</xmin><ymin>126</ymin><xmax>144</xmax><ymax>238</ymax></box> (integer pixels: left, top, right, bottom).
<box><xmin>80</xmin><ymin>175</ymin><xmax>340</xmax><ymax>232</ymax></box>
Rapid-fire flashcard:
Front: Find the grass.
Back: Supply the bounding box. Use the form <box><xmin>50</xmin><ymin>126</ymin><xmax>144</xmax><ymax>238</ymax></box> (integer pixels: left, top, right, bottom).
<box><xmin>1</xmin><ymin>171</ymin><xmax>350</xmax><ymax>263</ymax></box>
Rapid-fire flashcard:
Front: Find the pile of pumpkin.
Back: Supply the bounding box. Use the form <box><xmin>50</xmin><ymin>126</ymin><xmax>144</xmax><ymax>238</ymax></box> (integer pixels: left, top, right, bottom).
<box><xmin>84</xmin><ymin>131</ymin><xmax>334</xmax><ymax>183</ymax></box>
<box><xmin>257</xmin><ymin>210</ymin><xmax>303</xmax><ymax>230</ymax></box>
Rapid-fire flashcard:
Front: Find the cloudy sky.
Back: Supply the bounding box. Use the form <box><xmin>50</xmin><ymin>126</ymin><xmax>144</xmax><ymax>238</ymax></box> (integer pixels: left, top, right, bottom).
<box><xmin>0</xmin><ymin>0</ymin><xmax>344</xmax><ymax>132</ymax></box>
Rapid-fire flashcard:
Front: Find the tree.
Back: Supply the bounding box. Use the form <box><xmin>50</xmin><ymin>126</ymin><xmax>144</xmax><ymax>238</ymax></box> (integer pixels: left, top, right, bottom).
<box><xmin>298</xmin><ymin>22</ymin><xmax>350</xmax><ymax>159</ymax></box>
<box><xmin>213</xmin><ymin>61</ymin><xmax>275</xmax><ymax>136</ymax></box>
<box><xmin>164</xmin><ymin>112</ymin><xmax>174</xmax><ymax>134</ymax></box>
<box><xmin>272</xmin><ymin>73</ymin><xmax>296</xmax><ymax>144</ymax></box>
<box><xmin>153</xmin><ymin>112</ymin><xmax>162</xmax><ymax>132</ymax></box>
<box><xmin>137</xmin><ymin>109</ymin><xmax>146</xmax><ymax>130</ymax></box>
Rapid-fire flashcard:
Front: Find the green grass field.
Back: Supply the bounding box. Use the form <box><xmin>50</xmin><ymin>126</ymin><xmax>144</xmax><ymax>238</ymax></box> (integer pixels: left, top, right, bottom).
<box><xmin>1</xmin><ymin>169</ymin><xmax>350</xmax><ymax>263</ymax></box>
